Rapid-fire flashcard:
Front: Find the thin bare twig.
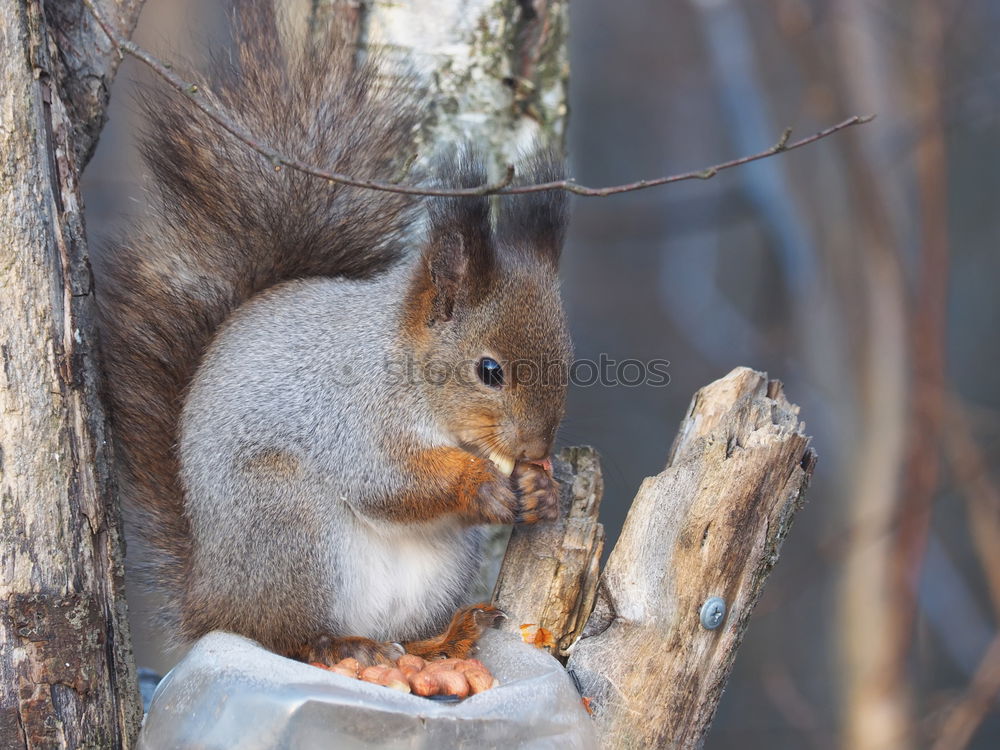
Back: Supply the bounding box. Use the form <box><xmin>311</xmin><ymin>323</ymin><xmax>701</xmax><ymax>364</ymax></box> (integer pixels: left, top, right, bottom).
<box><xmin>82</xmin><ymin>0</ymin><xmax>873</xmax><ymax>198</ymax></box>
<box><xmin>944</xmin><ymin>399</ymin><xmax>1000</xmax><ymax>622</ymax></box>
<box><xmin>930</xmin><ymin>634</ymin><xmax>1000</xmax><ymax>750</ymax></box>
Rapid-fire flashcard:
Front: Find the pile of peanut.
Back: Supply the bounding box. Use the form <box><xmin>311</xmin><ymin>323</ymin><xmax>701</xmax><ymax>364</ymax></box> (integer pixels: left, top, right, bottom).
<box><xmin>310</xmin><ymin>654</ymin><xmax>498</xmax><ymax>699</ymax></box>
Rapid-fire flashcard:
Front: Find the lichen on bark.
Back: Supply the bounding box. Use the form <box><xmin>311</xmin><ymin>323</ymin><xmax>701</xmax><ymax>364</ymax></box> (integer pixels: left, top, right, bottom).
<box><xmin>360</xmin><ymin>0</ymin><xmax>569</xmax><ymax>176</ymax></box>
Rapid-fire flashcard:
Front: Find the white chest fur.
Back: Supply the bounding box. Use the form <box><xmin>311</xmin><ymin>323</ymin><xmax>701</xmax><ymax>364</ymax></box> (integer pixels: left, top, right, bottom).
<box><xmin>332</xmin><ymin>514</ymin><xmax>477</xmax><ymax>642</ymax></box>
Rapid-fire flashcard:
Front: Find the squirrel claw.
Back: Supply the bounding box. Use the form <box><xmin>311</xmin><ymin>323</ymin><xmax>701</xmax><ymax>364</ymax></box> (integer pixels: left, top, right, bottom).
<box><xmin>290</xmin><ymin>634</ymin><xmax>404</xmax><ymax>667</ymax></box>
<box><xmin>469</xmin><ymin>603</ymin><xmax>506</xmax><ymax>629</ymax></box>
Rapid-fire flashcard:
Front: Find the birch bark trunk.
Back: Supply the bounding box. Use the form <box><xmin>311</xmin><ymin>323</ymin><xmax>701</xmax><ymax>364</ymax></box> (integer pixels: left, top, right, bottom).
<box><xmin>313</xmin><ymin>0</ymin><xmax>569</xmax><ymax>174</ymax></box>
<box><xmin>0</xmin><ymin>1</ymin><xmax>143</xmax><ymax>747</ymax></box>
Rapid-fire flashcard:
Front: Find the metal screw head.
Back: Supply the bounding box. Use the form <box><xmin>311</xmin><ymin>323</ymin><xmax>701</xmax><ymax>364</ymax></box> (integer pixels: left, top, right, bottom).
<box><xmin>699</xmin><ymin>596</ymin><xmax>726</xmax><ymax>630</ymax></box>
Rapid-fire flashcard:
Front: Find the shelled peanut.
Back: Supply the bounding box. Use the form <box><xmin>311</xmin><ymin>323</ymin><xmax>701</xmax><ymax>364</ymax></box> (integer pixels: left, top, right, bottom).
<box><xmin>310</xmin><ymin>653</ymin><xmax>499</xmax><ymax>699</ymax></box>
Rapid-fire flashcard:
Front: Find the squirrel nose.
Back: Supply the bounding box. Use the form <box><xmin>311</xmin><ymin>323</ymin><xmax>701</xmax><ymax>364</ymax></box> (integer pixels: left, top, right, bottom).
<box><xmin>519</xmin><ymin>438</ymin><xmax>550</xmax><ymax>463</ymax></box>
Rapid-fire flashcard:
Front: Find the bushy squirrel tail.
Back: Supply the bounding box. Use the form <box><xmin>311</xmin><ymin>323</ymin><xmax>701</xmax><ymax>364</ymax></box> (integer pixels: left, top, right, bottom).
<box><xmin>97</xmin><ymin>0</ymin><xmax>421</xmax><ymax>636</ymax></box>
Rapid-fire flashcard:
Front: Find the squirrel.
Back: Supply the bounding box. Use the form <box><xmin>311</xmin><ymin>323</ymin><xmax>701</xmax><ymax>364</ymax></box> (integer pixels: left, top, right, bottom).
<box><xmin>96</xmin><ymin>0</ymin><xmax>572</xmax><ymax>665</ymax></box>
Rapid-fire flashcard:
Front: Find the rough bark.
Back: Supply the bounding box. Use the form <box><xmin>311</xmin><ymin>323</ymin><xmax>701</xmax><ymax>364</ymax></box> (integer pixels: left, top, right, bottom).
<box><xmin>44</xmin><ymin>0</ymin><xmax>145</xmax><ymax>163</ymax></box>
<box><xmin>319</xmin><ymin>0</ymin><xmax>569</xmax><ymax>175</ymax></box>
<box><xmin>564</xmin><ymin>368</ymin><xmax>816</xmax><ymax>748</ymax></box>
<box><xmin>492</xmin><ymin>446</ymin><xmax>605</xmax><ymax>657</ymax></box>
<box><xmin>0</xmin><ymin>1</ymin><xmax>142</xmax><ymax>748</ymax></box>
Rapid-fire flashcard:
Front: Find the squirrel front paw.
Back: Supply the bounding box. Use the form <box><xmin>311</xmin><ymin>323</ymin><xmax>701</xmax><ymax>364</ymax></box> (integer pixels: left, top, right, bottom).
<box><xmin>511</xmin><ymin>461</ymin><xmax>560</xmax><ymax>524</ymax></box>
<box><xmin>470</xmin><ymin>463</ymin><xmax>521</xmax><ymax>525</ymax></box>
<box><xmin>465</xmin><ymin>457</ymin><xmax>560</xmax><ymax>525</ymax></box>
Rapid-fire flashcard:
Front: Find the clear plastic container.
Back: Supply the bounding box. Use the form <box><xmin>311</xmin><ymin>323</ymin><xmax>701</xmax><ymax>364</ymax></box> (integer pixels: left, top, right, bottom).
<box><xmin>138</xmin><ymin>629</ymin><xmax>598</xmax><ymax>749</ymax></box>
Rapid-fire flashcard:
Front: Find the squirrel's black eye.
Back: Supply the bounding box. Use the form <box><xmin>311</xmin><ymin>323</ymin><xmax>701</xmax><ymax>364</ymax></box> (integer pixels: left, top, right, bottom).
<box><xmin>476</xmin><ymin>357</ymin><xmax>504</xmax><ymax>389</ymax></box>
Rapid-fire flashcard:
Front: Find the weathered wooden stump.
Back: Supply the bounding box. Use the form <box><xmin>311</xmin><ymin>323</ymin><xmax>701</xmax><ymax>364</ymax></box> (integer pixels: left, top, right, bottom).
<box><xmin>494</xmin><ymin>367</ymin><xmax>816</xmax><ymax>748</ymax></box>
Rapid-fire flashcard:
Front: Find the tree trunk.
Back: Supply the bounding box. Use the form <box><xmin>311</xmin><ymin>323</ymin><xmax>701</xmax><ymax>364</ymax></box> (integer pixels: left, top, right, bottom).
<box><xmin>833</xmin><ymin>4</ymin><xmax>912</xmax><ymax>746</ymax></box>
<box><xmin>0</xmin><ymin>1</ymin><xmax>143</xmax><ymax>747</ymax></box>
<box><xmin>318</xmin><ymin>0</ymin><xmax>569</xmax><ymax>174</ymax></box>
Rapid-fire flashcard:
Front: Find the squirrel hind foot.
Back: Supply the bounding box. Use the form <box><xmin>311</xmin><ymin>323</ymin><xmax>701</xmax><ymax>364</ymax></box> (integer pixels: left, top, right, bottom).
<box><xmin>288</xmin><ymin>634</ymin><xmax>405</xmax><ymax>667</ymax></box>
<box><xmin>403</xmin><ymin>603</ymin><xmax>505</xmax><ymax>660</ymax></box>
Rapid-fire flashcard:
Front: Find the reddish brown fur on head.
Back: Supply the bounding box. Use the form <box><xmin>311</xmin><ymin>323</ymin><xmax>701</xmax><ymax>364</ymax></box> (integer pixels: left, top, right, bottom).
<box><xmin>405</xmin><ymin>150</ymin><xmax>572</xmax><ymax>468</ymax></box>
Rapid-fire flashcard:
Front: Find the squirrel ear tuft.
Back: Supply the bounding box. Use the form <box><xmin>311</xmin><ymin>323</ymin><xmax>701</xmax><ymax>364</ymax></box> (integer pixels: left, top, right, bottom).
<box><xmin>497</xmin><ymin>149</ymin><xmax>568</xmax><ymax>267</ymax></box>
<box><xmin>424</xmin><ymin>149</ymin><xmax>494</xmax><ymax>323</ymax></box>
